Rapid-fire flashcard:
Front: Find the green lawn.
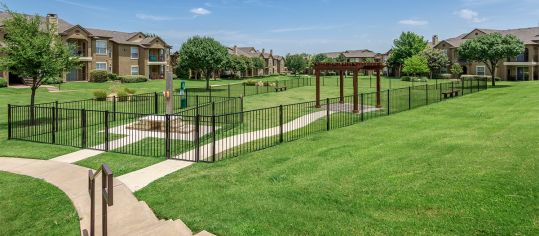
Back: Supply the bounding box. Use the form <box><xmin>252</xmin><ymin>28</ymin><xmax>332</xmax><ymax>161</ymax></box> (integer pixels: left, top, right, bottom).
<box><xmin>136</xmin><ymin>82</ymin><xmax>539</xmax><ymax>235</ymax></box>
<box><xmin>0</xmin><ymin>171</ymin><xmax>80</xmax><ymax>235</ymax></box>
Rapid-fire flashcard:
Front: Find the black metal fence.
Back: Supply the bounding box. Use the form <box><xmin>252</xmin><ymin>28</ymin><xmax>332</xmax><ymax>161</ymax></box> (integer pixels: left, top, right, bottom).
<box><xmin>188</xmin><ymin>76</ymin><xmax>314</xmax><ymax>97</ymax></box>
<box><xmin>7</xmin><ymin>79</ymin><xmax>487</xmax><ymax>162</ymax></box>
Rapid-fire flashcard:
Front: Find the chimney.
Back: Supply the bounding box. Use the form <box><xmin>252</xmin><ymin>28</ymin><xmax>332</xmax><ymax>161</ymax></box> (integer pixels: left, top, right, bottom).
<box><xmin>270</xmin><ymin>49</ymin><xmax>273</xmax><ymax>56</ymax></box>
<box><xmin>46</xmin><ymin>13</ymin><xmax>59</xmax><ymax>35</ymax></box>
<box><xmin>432</xmin><ymin>35</ymin><xmax>439</xmax><ymax>46</ymax></box>
<box><xmin>262</xmin><ymin>48</ymin><xmax>265</xmax><ymax>54</ymax></box>
<box><xmin>233</xmin><ymin>45</ymin><xmax>237</xmax><ymax>54</ymax></box>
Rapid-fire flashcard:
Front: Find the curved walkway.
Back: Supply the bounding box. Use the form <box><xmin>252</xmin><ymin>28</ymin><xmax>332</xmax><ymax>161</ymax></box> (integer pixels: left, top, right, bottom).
<box><xmin>0</xmin><ymin>157</ymin><xmax>212</xmax><ymax>236</ymax></box>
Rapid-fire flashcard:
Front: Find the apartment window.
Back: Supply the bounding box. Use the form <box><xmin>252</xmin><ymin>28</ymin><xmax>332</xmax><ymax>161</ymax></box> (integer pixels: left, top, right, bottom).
<box><xmin>95</xmin><ymin>40</ymin><xmax>107</xmax><ymax>55</ymax></box>
<box><xmin>476</xmin><ymin>66</ymin><xmax>486</xmax><ymax>76</ymax></box>
<box><xmin>131</xmin><ymin>47</ymin><xmax>139</xmax><ymax>59</ymax></box>
<box><xmin>131</xmin><ymin>65</ymin><xmax>139</xmax><ymax>75</ymax></box>
<box><xmin>96</xmin><ymin>62</ymin><xmax>107</xmax><ymax>70</ymax></box>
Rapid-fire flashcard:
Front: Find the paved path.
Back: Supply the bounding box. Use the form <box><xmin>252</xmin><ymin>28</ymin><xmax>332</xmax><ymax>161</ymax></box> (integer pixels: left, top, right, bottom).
<box><xmin>0</xmin><ymin>157</ymin><xmax>212</xmax><ymax>236</ymax></box>
<box><xmin>52</xmin><ymin>136</ymin><xmax>146</xmax><ymax>163</ymax></box>
<box><xmin>119</xmin><ymin>110</ymin><xmax>332</xmax><ymax>191</ymax></box>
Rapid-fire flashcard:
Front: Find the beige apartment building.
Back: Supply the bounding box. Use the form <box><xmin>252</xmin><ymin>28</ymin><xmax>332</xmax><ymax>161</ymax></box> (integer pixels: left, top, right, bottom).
<box><xmin>228</xmin><ymin>46</ymin><xmax>286</xmax><ymax>77</ymax></box>
<box><xmin>321</xmin><ymin>49</ymin><xmax>384</xmax><ymax>62</ymax></box>
<box><xmin>435</xmin><ymin>27</ymin><xmax>539</xmax><ymax>81</ymax></box>
<box><xmin>0</xmin><ymin>12</ymin><xmax>172</xmax><ymax>85</ymax></box>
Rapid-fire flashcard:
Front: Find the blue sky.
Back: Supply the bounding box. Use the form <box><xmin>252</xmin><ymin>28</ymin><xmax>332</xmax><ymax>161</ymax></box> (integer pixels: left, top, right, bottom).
<box><xmin>5</xmin><ymin>0</ymin><xmax>539</xmax><ymax>55</ymax></box>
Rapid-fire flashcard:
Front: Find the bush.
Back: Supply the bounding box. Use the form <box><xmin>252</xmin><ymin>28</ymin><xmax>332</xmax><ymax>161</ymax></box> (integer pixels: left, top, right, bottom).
<box><xmin>0</xmin><ymin>77</ymin><xmax>7</xmax><ymax>87</ymax></box>
<box><xmin>89</xmin><ymin>70</ymin><xmax>109</xmax><ymax>83</ymax></box>
<box><xmin>400</xmin><ymin>76</ymin><xmax>411</xmax><ymax>81</ymax></box>
<box><xmin>461</xmin><ymin>75</ymin><xmax>490</xmax><ymax>80</ymax></box>
<box><xmin>124</xmin><ymin>87</ymin><xmax>136</xmax><ymax>95</ymax></box>
<box><xmin>244</xmin><ymin>80</ymin><xmax>257</xmax><ymax>86</ymax></box>
<box><xmin>120</xmin><ymin>75</ymin><xmax>148</xmax><ymax>83</ymax></box>
<box><xmin>437</xmin><ymin>73</ymin><xmax>453</xmax><ymax>79</ymax></box>
<box><xmin>42</xmin><ymin>77</ymin><xmax>63</xmax><ymax>85</ymax></box>
<box><xmin>93</xmin><ymin>89</ymin><xmax>108</xmax><ymax>101</ymax></box>
<box><xmin>116</xmin><ymin>90</ymin><xmax>129</xmax><ymax>102</ymax></box>
<box><xmin>108</xmin><ymin>73</ymin><xmax>119</xmax><ymax>81</ymax></box>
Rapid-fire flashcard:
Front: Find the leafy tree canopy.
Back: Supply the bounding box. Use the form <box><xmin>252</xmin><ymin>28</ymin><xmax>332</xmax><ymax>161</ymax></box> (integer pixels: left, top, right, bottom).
<box><xmin>388</xmin><ymin>32</ymin><xmax>428</xmax><ymax>66</ymax></box>
<box><xmin>178</xmin><ymin>36</ymin><xmax>228</xmax><ymax>89</ymax></box>
<box><xmin>285</xmin><ymin>54</ymin><xmax>308</xmax><ymax>75</ymax></box>
<box><xmin>402</xmin><ymin>54</ymin><xmax>430</xmax><ymax>76</ymax></box>
<box><xmin>458</xmin><ymin>32</ymin><xmax>524</xmax><ymax>86</ymax></box>
<box><xmin>422</xmin><ymin>48</ymin><xmax>449</xmax><ymax>78</ymax></box>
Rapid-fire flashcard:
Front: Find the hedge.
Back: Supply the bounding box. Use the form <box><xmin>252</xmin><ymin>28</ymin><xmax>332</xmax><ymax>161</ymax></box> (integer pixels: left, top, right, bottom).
<box><xmin>0</xmin><ymin>77</ymin><xmax>6</xmax><ymax>87</ymax></box>
<box><xmin>120</xmin><ymin>75</ymin><xmax>148</xmax><ymax>83</ymax></box>
<box><xmin>89</xmin><ymin>70</ymin><xmax>109</xmax><ymax>83</ymax></box>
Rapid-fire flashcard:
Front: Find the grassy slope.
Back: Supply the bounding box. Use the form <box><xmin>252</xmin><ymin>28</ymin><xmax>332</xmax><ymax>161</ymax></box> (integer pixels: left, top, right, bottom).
<box><xmin>0</xmin><ymin>171</ymin><xmax>80</xmax><ymax>235</ymax></box>
<box><xmin>136</xmin><ymin>82</ymin><xmax>539</xmax><ymax>235</ymax></box>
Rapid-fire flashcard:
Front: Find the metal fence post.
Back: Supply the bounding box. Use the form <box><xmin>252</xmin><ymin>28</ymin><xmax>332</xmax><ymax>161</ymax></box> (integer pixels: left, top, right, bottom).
<box><xmin>209</xmin><ymin>85</ymin><xmax>212</xmax><ymax>98</ymax></box>
<box><xmin>425</xmin><ymin>84</ymin><xmax>429</xmax><ymax>105</ymax></box>
<box><xmin>165</xmin><ymin>114</ymin><xmax>170</xmax><ymax>159</ymax></box>
<box><xmin>408</xmin><ymin>86</ymin><xmax>412</xmax><ymax>110</ymax></box>
<box><xmin>105</xmin><ymin>111</ymin><xmax>109</xmax><ymax>151</ymax></box>
<box><xmin>81</xmin><ymin>109</ymin><xmax>87</xmax><ymax>148</ymax></box>
<box><xmin>461</xmin><ymin>79</ymin><xmax>465</xmax><ymax>95</ymax></box>
<box><xmin>51</xmin><ymin>107</ymin><xmax>56</xmax><ymax>144</ymax></box>
<box><xmin>195</xmin><ymin>114</ymin><xmax>200</xmax><ymax>162</ymax></box>
<box><xmin>279</xmin><ymin>105</ymin><xmax>283</xmax><ymax>143</ymax></box>
<box><xmin>387</xmin><ymin>90</ymin><xmax>390</xmax><ymax>115</ymax></box>
<box><xmin>326</xmin><ymin>98</ymin><xmax>330</xmax><ymax>131</ymax></box>
<box><xmin>243</xmin><ymin>83</ymin><xmax>246</xmax><ymax>96</ymax></box>
<box><xmin>256</xmin><ymin>85</ymin><xmax>259</xmax><ymax>94</ymax></box>
<box><xmin>195</xmin><ymin>95</ymin><xmax>199</xmax><ymax>116</ymax></box>
<box><xmin>7</xmin><ymin>104</ymin><xmax>11</xmax><ymax>140</ymax></box>
<box><xmin>112</xmin><ymin>96</ymin><xmax>116</xmax><ymax>121</ymax></box>
<box><xmin>154</xmin><ymin>92</ymin><xmax>158</xmax><ymax>114</ymax></box>
<box><xmin>360</xmin><ymin>93</ymin><xmax>364</xmax><ymax>122</ymax></box>
<box><xmin>211</xmin><ymin>113</ymin><xmax>216</xmax><ymax>162</ymax></box>
<box><xmin>240</xmin><ymin>97</ymin><xmax>244</xmax><ymax>123</ymax></box>
<box><xmin>228</xmin><ymin>84</ymin><xmax>231</xmax><ymax>98</ymax></box>
<box><xmin>55</xmin><ymin>101</ymin><xmax>59</xmax><ymax>132</ymax></box>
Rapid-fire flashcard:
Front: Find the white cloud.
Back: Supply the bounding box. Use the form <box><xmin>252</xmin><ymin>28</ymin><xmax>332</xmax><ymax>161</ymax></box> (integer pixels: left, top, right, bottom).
<box><xmin>190</xmin><ymin>8</ymin><xmax>211</xmax><ymax>16</ymax></box>
<box><xmin>455</xmin><ymin>9</ymin><xmax>486</xmax><ymax>23</ymax></box>
<box><xmin>398</xmin><ymin>19</ymin><xmax>429</xmax><ymax>26</ymax></box>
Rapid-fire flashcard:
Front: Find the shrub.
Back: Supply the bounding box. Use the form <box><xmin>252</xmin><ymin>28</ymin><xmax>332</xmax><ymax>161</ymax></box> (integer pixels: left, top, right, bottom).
<box><xmin>0</xmin><ymin>77</ymin><xmax>7</xmax><ymax>87</ymax></box>
<box><xmin>108</xmin><ymin>73</ymin><xmax>119</xmax><ymax>81</ymax></box>
<box><xmin>89</xmin><ymin>70</ymin><xmax>109</xmax><ymax>83</ymax></box>
<box><xmin>461</xmin><ymin>75</ymin><xmax>490</xmax><ymax>80</ymax></box>
<box><xmin>437</xmin><ymin>73</ymin><xmax>453</xmax><ymax>79</ymax></box>
<box><xmin>116</xmin><ymin>90</ymin><xmax>129</xmax><ymax>102</ymax></box>
<box><xmin>244</xmin><ymin>80</ymin><xmax>257</xmax><ymax>86</ymax></box>
<box><xmin>120</xmin><ymin>75</ymin><xmax>148</xmax><ymax>83</ymax></box>
<box><xmin>93</xmin><ymin>89</ymin><xmax>108</xmax><ymax>101</ymax></box>
<box><xmin>42</xmin><ymin>77</ymin><xmax>63</xmax><ymax>85</ymax></box>
<box><xmin>401</xmin><ymin>76</ymin><xmax>411</xmax><ymax>81</ymax></box>
<box><xmin>124</xmin><ymin>87</ymin><xmax>136</xmax><ymax>95</ymax></box>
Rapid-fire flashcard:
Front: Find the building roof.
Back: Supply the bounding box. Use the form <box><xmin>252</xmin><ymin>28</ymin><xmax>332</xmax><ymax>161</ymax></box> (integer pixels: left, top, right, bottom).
<box><xmin>437</xmin><ymin>27</ymin><xmax>539</xmax><ymax>48</ymax></box>
<box><xmin>228</xmin><ymin>46</ymin><xmax>284</xmax><ymax>61</ymax></box>
<box><xmin>321</xmin><ymin>49</ymin><xmax>379</xmax><ymax>58</ymax></box>
<box><xmin>0</xmin><ymin>11</ymin><xmax>171</xmax><ymax>48</ymax></box>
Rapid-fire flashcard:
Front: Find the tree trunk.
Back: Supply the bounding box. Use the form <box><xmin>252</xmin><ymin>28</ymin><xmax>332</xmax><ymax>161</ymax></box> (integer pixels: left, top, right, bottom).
<box><xmin>205</xmin><ymin>69</ymin><xmax>211</xmax><ymax>90</ymax></box>
<box><xmin>490</xmin><ymin>64</ymin><xmax>496</xmax><ymax>87</ymax></box>
<box><xmin>30</xmin><ymin>81</ymin><xmax>37</xmax><ymax>125</ymax></box>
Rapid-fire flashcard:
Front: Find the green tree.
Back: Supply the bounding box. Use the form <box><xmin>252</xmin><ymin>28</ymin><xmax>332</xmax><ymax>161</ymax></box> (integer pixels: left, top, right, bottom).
<box><xmin>311</xmin><ymin>53</ymin><xmax>329</xmax><ymax>65</ymax></box>
<box><xmin>251</xmin><ymin>57</ymin><xmax>265</xmax><ymax>75</ymax></box>
<box><xmin>336</xmin><ymin>53</ymin><xmax>347</xmax><ymax>63</ymax></box>
<box><xmin>178</xmin><ymin>36</ymin><xmax>228</xmax><ymax>89</ymax></box>
<box><xmin>402</xmin><ymin>55</ymin><xmax>430</xmax><ymax>77</ymax></box>
<box><xmin>388</xmin><ymin>32</ymin><xmax>428</xmax><ymax>77</ymax></box>
<box><xmin>0</xmin><ymin>9</ymin><xmax>78</xmax><ymax>108</ymax></box>
<box><xmin>450</xmin><ymin>64</ymin><xmax>464</xmax><ymax>79</ymax></box>
<box><xmin>458</xmin><ymin>32</ymin><xmax>524</xmax><ymax>86</ymax></box>
<box><xmin>225</xmin><ymin>55</ymin><xmax>247</xmax><ymax>77</ymax></box>
<box><xmin>285</xmin><ymin>54</ymin><xmax>308</xmax><ymax>75</ymax></box>
<box><xmin>422</xmin><ymin>48</ymin><xmax>449</xmax><ymax>79</ymax></box>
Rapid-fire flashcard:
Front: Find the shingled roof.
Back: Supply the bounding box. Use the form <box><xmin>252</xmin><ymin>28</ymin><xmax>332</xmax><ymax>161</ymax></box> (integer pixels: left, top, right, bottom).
<box><xmin>437</xmin><ymin>27</ymin><xmax>539</xmax><ymax>48</ymax></box>
<box><xmin>0</xmin><ymin>11</ymin><xmax>170</xmax><ymax>48</ymax></box>
<box><xmin>322</xmin><ymin>49</ymin><xmax>379</xmax><ymax>59</ymax></box>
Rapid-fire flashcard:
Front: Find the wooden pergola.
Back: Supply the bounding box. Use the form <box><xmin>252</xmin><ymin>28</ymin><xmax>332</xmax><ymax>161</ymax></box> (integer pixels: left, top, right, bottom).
<box><xmin>314</xmin><ymin>62</ymin><xmax>385</xmax><ymax>113</ymax></box>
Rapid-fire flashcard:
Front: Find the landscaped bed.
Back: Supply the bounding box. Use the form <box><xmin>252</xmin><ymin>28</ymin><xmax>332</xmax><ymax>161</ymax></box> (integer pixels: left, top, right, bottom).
<box><xmin>136</xmin><ymin>82</ymin><xmax>539</xmax><ymax>235</ymax></box>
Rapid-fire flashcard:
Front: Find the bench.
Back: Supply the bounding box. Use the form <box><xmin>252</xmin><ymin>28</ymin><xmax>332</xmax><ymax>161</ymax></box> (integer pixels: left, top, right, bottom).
<box><xmin>441</xmin><ymin>90</ymin><xmax>460</xmax><ymax>99</ymax></box>
<box><xmin>275</xmin><ymin>86</ymin><xmax>287</xmax><ymax>92</ymax></box>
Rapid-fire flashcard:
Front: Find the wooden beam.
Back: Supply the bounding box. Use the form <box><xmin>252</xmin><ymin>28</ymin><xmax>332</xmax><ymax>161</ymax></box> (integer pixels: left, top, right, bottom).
<box><xmin>376</xmin><ymin>69</ymin><xmax>381</xmax><ymax>108</ymax></box>
<box><xmin>339</xmin><ymin>70</ymin><xmax>344</xmax><ymax>103</ymax></box>
<box><xmin>353</xmin><ymin>70</ymin><xmax>359</xmax><ymax>113</ymax></box>
<box><xmin>315</xmin><ymin>69</ymin><xmax>321</xmax><ymax>108</ymax></box>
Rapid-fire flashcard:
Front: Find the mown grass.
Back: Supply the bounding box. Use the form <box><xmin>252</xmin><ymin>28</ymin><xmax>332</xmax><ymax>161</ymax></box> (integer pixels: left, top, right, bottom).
<box><xmin>0</xmin><ymin>171</ymin><xmax>80</xmax><ymax>235</ymax></box>
<box><xmin>136</xmin><ymin>82</ymin><xmax>539</xmax><ymax>235</ymax></box>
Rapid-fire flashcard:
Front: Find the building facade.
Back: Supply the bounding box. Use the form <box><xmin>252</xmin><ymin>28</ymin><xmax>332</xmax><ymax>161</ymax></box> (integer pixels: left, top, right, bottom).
<box><xmin>435</xmin><ymin>27</ymin><xmax>539</xmax><ymax>81</ymax></box>
<box><xmin>228</xmin><ymin>46</ymin><xmax>286</xmax><ymax>77</ymax></box>
<box><xmin>0</xmin><ymin>13</ymin><xmax>172</xmax><ymax>86</ymax></box>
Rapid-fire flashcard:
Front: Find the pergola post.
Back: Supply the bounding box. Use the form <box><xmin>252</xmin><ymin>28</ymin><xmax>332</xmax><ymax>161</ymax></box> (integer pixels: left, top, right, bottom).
<box><xmin>339</xmin><ymin>70</ymin><xmax>344</xmax><ymax>103</ymax></box>
<box><xmin>376</xmin><ymin>69</ymin><xmax>381</xmax><ymax>108</ymax></box>
<box><xmin>353</xmin><ymin>69</ymin><xmax>359</xmax><ymax>113</ymax></box>
<box><xmin>315</xmin><ymin>69</ymin><xmax>321</xmax><ymax>108</ymax></box>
